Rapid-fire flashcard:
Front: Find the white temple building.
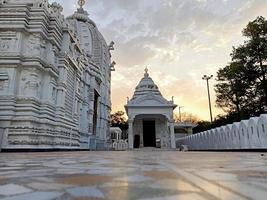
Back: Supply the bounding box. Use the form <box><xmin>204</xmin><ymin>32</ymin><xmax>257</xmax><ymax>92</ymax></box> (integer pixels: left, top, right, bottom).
<box><xmin>0</xmin><ymin>0</ymin><xmax>114</xmax><ymax>150</ymax></box>
<box><xmin>125</xmin><ymin>69</ymin><xmax>177</xmax><ymax>149</ymax></box>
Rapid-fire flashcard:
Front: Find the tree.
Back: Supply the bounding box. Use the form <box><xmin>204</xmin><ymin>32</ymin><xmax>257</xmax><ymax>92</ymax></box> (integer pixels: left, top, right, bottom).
<box><xmin>215</xmin><ymin>62</ymin><xmax>255</xmax><ymax>120</ymax></box>
<box><xmin>242</xmin><ymin>16</ymin><xmax>267</xmax><ymax>108</ymax></box>
<box><xmin>193</xmin><ymin>121</ymin><xmax>212</xmax><ymax>134</ymax></box>
<box><xmin>236</xmin><ymin>16</ymin><xmax>267</xmax><ymax>109</ymax></box>
<box><xmin>214</xmin><ymin>16</ymin><xmax>267</xmax><ymax>123</ymax></box>
<box><xmin>174</xmin><ymin>112</ymin><xmax>199</xmax><ymax>124</ymax></box>
<box><xmin>110</xmin><ymin>111</ymin><xmax>128</xmax><ymax>130</ymax></box>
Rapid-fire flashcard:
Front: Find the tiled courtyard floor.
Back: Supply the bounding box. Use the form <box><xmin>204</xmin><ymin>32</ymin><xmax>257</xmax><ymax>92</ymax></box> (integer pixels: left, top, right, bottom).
<box><xmin>0</xmin><ymin>151</ymin><xmax>267</xmax><ymax>200</ymax></box>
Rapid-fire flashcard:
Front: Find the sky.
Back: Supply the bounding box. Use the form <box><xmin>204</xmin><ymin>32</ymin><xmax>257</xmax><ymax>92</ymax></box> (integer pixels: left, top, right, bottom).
<box><xmin>50</xmin><ymin>0</ymin><xmax>267</xmax><ymax>121</ymax></box>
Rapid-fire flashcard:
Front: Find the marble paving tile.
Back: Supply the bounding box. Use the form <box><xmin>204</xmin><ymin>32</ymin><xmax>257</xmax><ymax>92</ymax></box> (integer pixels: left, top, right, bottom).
<box><xmin>0</xmin><ymin>184</ymin><xmax>32</xmax><ymax>196</ymax></box>
<box><xmin>0</xmin><ymin>167</ymin><xmax>24</xmax><ymax>170</ymax></box>
<box><xmin>138</xmin><ymin>193</ymin><xmax>207</xmax><ymax>200</ymax></box>
<box><xmin>0</xmin><ymin>171</ymin><xmax>20</xmax><ymax>176</ymax></box>
<box><xmin>143</xmin><ymin>170</ymin><xmax>180</xmax><ymax>180</ymax></box>
<box><xmin>0</xmin><ymin>152</ymin><xmax>267</xmax><ymax>200</ymax></box>
<box><xmin>114</xmin><ymin>175</ymin><xmax>153</xmax><ymax>183</ymax></box>
<box><xmin>194</xmin><ymin>171</ymin><xmax>238</xmax><ymax>181</ymax></box>
<box><xmin>1</xmin><ymin>191</ymin><xmax>62</xmax><ymax>200</ymax></box>
<box><xmin>149</xmin><ymin>179</ymin><xmax>201</xmax><ymax>192</ymax></box>
<box><xmin>6</xmin><ymin>172</ymin><xmax>51</xmax><ymax>178</ymax></box>
<box><xmin>31</xmin><ymin>177</ymin><xmax>55</xmax><ymax>183</ymax></box>
<box><xmin>103</xmin><ymin>186</ymin><xmax>181</xmax><ymax>200</ymax></box>
<box><xmin>165</xmin><ymin>165</ymin><xmax>245</xmax><ymax>200</ymax></box>
<box><xmin>67</xmin><ymin>187</ymin><xmax>105</xmax><ymax>198</ymax></box>
<box><xmin>27</xmin><ymin>182</ymin><xmax>73</xmax><ymax>190</ymax></box>
<box><xmin>100</xmin><ymin>181</ymin><xmax>131</xmax><ymax>188</ymax></box>
<box><xmin>247</xmin><ymin>181</ymin><xmax>267</xmax><ymax>190</ymax></box>
<box><xmin>57</xmin><ymin>174</ymin><xmax>114</xmax><ymax>186</ymax></box>
<box><xmin>218</xmin><ymin>181</ymin><xmax>267</xmax><ymax>200</ymax></box>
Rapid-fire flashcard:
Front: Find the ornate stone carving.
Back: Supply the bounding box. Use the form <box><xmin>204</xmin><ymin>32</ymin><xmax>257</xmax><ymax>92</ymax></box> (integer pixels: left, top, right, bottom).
<box><xmin>40</xmin><ymin>40</ymin><xmax>47</xmax><ymax>60</ymax></box>
<box><xmin>33</xmin><ymin>0</ymin><xmax>49</xmax><ymax>9</ymax></box>
<box><xmin>0</xmin><ymin>39</ymin><xmax>10</xmax><ymax>51</ymax></box>
<box><xmin>110</xmin><ymin>61</ymin><xmax>116</xmax><ymax>71</ymax></box>
<box><xmin>25</xmin><ymin>34</ymin><xmax>42</xmax><ymax>57</ymax></box>
<box><xmin>108</xmin><ymin>41</ymin><xmax>115</xmax><ymax>51</ymax></box>
<box><xmin>0</xmin><ymin>71</ymin><xmax>8</xmax><ymax>91</ymax></box>
<box><xmin>49</xmin><ymin>2</ymin><xmax>64</xmax><ymax>23</ymax></box>
<box><xmin>0</xmin><ymin>32</ymin><xmax>19</xmax><ymax>52</ymax></box>
<box><xmin>50</xmin><ymin>2</ymin><xmax>63</xmax><ymax>13</ymax></box>
<box><xmin>20</xmin><ymin>69</ymin><xmax>41</xmax><ymax>98</ymax></box>
<box><xmin>50</xmin><ymin>77</ymin><xmax>57</xmax><ymax>103</ymax></box>
<box><xmin>0</xmin><ymin>0</ymin><xmax>112</xmax><ymax>150</ymax></box>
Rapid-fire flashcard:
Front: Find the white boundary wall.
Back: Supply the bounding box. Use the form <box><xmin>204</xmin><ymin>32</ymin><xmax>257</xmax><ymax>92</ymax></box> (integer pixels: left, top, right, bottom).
<box><xmin>177</xmin><ymin>114</ymin><xmax>267</xmax><ymax>150</ymax></box>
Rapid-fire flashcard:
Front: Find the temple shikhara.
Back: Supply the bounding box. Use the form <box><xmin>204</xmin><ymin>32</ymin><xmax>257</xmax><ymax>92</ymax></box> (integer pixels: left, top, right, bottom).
<box><xmin>0</xmin><ymin>0</ymin><xmax>114</xmax><ymax>150</ymax></box>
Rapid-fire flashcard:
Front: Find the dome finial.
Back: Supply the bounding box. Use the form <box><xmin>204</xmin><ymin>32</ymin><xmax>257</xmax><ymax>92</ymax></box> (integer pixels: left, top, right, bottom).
<box><xmin>144</xmin><ymin>66</ymin><xmax>149</xmax><ymax>77</ymax></box>
<box><xmin>78</xmin><ymin>0</ymin><xmax>86</xmax><ymax>8</ymax></box>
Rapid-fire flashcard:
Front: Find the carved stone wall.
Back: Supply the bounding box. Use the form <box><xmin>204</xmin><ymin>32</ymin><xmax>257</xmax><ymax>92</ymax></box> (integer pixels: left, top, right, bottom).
<box><xmin>19</xmin><ymin>69</ymin><xmax>41</xmax><ymax>98</ymax></box>
<box><xmin>0</xmin><ymin>32</ymin><xmax>20</xmax><ymax>54</ymax></box>
<box><xmin>0</xmin><ymin>0</ymin><xmax>113</xmax><ymax>150</ymax></box>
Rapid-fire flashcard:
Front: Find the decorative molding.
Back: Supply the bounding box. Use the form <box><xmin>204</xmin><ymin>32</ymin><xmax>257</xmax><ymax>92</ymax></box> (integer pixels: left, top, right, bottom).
<box><xmin>0</xmin><ymin>0</ymin><xmax>112</xmax><ymax>150</ymax></box>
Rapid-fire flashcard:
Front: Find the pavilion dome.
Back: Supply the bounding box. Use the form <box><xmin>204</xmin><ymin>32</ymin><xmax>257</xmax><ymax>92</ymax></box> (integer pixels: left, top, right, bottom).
<box><xmin>131</xmin><ymin>69</ymin><xmax>163</xmax><ymax>100</ymax></box>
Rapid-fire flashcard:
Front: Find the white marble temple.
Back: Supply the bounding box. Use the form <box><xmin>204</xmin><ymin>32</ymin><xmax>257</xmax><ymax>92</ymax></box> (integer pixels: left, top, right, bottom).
<box><xmin>0</xmin><ymin>0</ymin><xmax>114</xmax><ymax>150</ymax></box>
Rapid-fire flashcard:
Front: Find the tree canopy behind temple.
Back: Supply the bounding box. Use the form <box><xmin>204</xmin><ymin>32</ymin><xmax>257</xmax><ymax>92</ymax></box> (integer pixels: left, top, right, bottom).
<box><xmin>215</xmin><ymin>16</ymin><xmax>267</xmax><ymax>122</ymax></box>
<box><xmin>110</xmin><ymin>111</ymin><xmax>128</xmax><ymax>130</ymax></box>
<box><xmin>195</xmin><ymin>16</ymin><xmax>267</xmax><ymax>133</ymax></box>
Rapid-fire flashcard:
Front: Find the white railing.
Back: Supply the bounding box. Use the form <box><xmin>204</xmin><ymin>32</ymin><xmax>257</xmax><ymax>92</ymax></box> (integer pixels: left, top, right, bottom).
<box><xmin>112</xmin><ymin>140</ymin><xmax>128</xmax><ymax>151</ymax></box>
<box><xmin>176</xmin><ymin>114</ymin><xmax>267</xmax><ymax>150</ymax></box>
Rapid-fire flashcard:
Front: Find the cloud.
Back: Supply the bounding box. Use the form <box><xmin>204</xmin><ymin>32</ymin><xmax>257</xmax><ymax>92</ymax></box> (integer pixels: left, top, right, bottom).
<box><xmin>50</xmin><ymin>0</ymin><xmax>267</xmax><ymax>120</ymax></box>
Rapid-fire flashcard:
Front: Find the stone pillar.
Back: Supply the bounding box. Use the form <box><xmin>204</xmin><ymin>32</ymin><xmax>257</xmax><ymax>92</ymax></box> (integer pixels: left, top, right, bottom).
<box><xmin>170</xmin><ymin>120</ymin><xmax>176</xmax><ymax>149</ymax></box>
<box><xmin>128</xmin><ymin>119</ymin><xmax>134</xmax><ymax>150</ymax></box>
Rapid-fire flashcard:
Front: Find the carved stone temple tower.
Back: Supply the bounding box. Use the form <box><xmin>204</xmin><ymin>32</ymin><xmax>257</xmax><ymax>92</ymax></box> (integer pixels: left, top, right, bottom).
<box><xmin>125</xmin><ymin>69</ymin><xmax>177</xmax><ymax>149</ymax></box>
<box><xmin>0</xmin><ymin>0</ymin><xmax>114</xmax><ymax>150</ymax></box>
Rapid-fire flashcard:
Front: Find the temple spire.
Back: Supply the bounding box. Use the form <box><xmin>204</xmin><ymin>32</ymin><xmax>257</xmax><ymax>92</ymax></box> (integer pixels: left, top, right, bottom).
<box><xmin>78</xmin><ymin>0</ymin><xmax>86</xmax><ymax>8</ymax></box>
<box><xmin>144</xmin><ymin>67</ymin><xmax>149</xmax><ymax>77</ymax></box>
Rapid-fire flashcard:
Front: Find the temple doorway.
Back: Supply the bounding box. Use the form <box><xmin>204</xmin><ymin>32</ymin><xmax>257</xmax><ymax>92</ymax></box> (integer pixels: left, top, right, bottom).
<box><xmin>143</xmin><ymin>120</ymin><xmax>156</xmax><ymax>147</ymax></box>
<box><xmin>134</xmin><ymin>135</ymin><xmax>140</xmax><ymax>148</ymax></box>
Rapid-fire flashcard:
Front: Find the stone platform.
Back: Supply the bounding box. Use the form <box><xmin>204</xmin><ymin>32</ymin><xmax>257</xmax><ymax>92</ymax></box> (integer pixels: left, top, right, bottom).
<box><xmin>0</xmin><ymin>151</ymin><xmax>267</xmax><ymax>200</ymax></box>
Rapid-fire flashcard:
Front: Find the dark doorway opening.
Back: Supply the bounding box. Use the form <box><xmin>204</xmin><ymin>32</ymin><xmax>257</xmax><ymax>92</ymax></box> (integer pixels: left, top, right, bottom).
<box><xmin>93</xmin><ymin>90</ymin><xmax>99</xmax><ymax>135</ymax></box>
<box><xmin>134</xmin><ymin>135</ymin><xmax>140</xmax><ymax>148</ymax></box>
<box><xmin>143</xmin><ymin>120</ymin><xmax>156</xmax><ymax>147</ymax></box>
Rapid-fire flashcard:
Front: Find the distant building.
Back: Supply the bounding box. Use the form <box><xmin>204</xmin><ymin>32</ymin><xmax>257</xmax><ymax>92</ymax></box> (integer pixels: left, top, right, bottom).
<box><xmin>0</xmin><ymin>0</ymin><xmax>114</xmax><ymax>150</ymax></box>
<box><xmin>174</xmin><ymin>122</ymin><xmax>196</xmax><ymax>139</ymax></box>
<box><xmin>125</xmin><ymin>69</ymin><xmax>177</xmax><ymax>149</ymax></box>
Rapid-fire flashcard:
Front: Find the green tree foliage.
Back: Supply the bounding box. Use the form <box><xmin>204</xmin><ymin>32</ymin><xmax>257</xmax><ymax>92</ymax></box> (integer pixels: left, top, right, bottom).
<box><xmin>215</xmin><ymin>16</ymin><xmax>267</xmax><ymax>123</ymax></box>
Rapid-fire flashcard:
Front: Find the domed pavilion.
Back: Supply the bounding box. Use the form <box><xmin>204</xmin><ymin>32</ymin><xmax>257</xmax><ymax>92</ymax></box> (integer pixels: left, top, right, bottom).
<box><xmin>125</xmin><ymin>68</ymin><xmax>177</xmax><ymax>149</ymax></box>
